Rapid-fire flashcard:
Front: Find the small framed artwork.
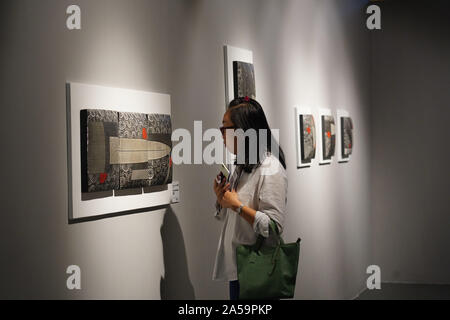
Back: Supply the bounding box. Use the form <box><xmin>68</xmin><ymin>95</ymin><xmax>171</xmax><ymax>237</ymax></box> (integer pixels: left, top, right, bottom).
<box><xmin>223</xmin><ymin>45</ymin><xmax>254</xmax><ymax>169</ymax></box>
<box><xmin>318</xmin><ymin>108</ymin><xmax>336</xmax><ymax>165</ymax></box>
<box><xmin>295</xmin><ymin>106</ymin><xmax>316</xmax><ymax>168</ymax></box>
<box><xmin>224</xmin><ymin>45</ymin><xmax>254</xmax><ymax>105</ymax></box>
<box><xmin>336</xmin><ymin>109</ymin><xmax>353</xmax><ymax>163</ymax></box>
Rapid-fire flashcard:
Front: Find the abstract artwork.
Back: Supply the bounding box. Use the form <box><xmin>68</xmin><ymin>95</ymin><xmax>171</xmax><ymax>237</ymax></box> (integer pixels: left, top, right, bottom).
<box><xmin>233</xmin><ymin>61</ymin><xmax>256</xmax><ymax>100</ymax></box>
<box><xmin>300</xmin><ymin>114</ymin><xmax>316</xmax><ymax>163</ymax></box>
<box><xmin>295</xmin><ymin>107</ymin><xmax>316</xmax><ymax>168</ymax></box>
<box><xmin>341</xmin><ymin>117</ymin><xmax>353</xmax><ymax>159</ymax></box>
<box><xmin>68</xmin><ymin>82</ymin><xmax>173</xmax><ymax>221</ymax></box>
<box><xmin>321</xmin><ymin>115</ymin><xmax>336</xmax><ymax>161</ymax></box>
<box><xmin>81</xmin><ymin>109</ymin><xmax>172</xmax><ymax>193</ymax></box>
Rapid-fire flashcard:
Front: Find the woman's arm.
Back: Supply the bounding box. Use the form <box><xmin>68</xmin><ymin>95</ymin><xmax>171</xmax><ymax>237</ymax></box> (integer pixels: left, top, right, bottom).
<box><xmin>220</xmin><ymin>190</ymin><xmax>273</xmax><ymax>236</ymax></box>
<box><xmin>220</xmin><ymin>189</ymin><xmax>256</xmax><ymax>225</ymax></box>
<box><xmin>236</xmin><ymin>204</ymin><xmax>256</xmax><ymax>226</ymax></box>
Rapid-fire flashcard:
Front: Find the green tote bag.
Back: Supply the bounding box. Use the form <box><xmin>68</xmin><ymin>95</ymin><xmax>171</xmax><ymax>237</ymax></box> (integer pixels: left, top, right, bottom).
<box><xmin>236</xmin><ymin>220</ymin><xmax>301</xmax><ymax>300</ymax></box>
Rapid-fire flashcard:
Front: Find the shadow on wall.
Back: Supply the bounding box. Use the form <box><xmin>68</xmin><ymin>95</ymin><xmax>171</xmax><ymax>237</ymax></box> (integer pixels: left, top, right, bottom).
<box><xmin>160</xmin><ymin>206</ymin><xmax>196</xmax><ymax>299</ymax></box>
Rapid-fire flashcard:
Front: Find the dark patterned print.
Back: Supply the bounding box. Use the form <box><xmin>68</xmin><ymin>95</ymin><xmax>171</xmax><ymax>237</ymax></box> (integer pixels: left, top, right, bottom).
<box><xmin>148</xmin><ymin>114</ymin><xmax>171</xmax><ymax>134</ymax></box>
<box><xmin>80</xmin><ymin>109</ymin><xmax>119</xmax><ymax>193</ymax></box>
<box><xmin>322</xmin><ymin>115</ymin><xmax>336</xmax><ymax>160</ymax></box>
<box><xmin>146</xmin><ymin>114</ymin><xmax>172</xmax><ymax>186</ymax></box>
<box><xmin>233</xmin><ymin>61</ymin><xmax>256</xmax><ymax>100</ymax></box>
<box><xmin>120</xmin><ymin>162</ymin><xmax>148</xmax><ymax>190</ymax></box>
<box><xmin>341</xmin><ymin>117</ymin><xmax>353</xmax><ymax>158</ymax></box>
<box><xmin>87</xmin><ymin>166</ymin><xmax>120</xmax><ymax>193</ymax></box>
<box><xmin>118</xmin><ymin>112</ymin><xmax>148</xmax><ymax>139</ymax></box>
<box><xmin>86</xmin><ymin>109</ymin><xmax>118</xmax><ymax>123</ymax></box>
<box><xmin>147</xmin><ymin>155</ymin><xmax>172</xmax><ymax>186</ymax></box>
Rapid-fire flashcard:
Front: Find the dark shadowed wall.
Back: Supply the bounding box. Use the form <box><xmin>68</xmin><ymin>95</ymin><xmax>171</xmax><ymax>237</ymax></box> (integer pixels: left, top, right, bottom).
<box><xmin>370</xmin><ymin>0</ymin><xmax>450</xmax><ymax>284</ymax></box>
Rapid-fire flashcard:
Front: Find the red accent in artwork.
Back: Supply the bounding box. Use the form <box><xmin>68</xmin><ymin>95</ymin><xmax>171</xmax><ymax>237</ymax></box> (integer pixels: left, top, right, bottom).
<box><xmin>99</xmin><ymin>173</ymin><xmax>108</xmax><ymax>184</ymax></box>
<box><xmin>244</xmin><ymin>96</ymin><xmax>250</xmax><ymax>101</ymax></box>
<box><xmin>327</xmin><ymin>131</ymin><xmax>331</xmax><ymax>138</ymax></box>
<box><xmin>142</xmin><ymin>128</ymin><xmax>148</xmax><ymax>139</ymax></box>
<box><xmin>169</xmin><ymin>157</ymin><xmax>173</xmax><ymax>168</ymax></box>
<box><xmin>349</xmin><ymin>143</ymin><xmax>352</xmax><ymax>148</ymax></box>
<box><xmin>307</xmin><ymin>127</ymin><xmax>311</xmax><ymax>134</ymax></box>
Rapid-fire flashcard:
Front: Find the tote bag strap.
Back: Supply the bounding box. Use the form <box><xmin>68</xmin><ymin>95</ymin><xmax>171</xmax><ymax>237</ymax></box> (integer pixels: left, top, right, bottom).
<box><xmin>253</xmin><ymin>219</ymin><xmax>284</xmax><ymax>251</ymax></box>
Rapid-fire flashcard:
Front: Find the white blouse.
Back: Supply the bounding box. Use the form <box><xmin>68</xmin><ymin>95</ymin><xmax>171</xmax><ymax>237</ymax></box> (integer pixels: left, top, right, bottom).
<box><xmin>212</xmin><ymin>154</ymin><xmax>288</xmax><ymax>282</ymax></box>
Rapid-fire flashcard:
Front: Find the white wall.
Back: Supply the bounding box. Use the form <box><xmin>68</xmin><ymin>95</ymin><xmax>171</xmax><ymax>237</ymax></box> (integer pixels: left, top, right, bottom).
<box><xmin>0</xmin><ymin>0</ymin><xmax>177</xmax><ymax>299</ymax></box>
<box><xmin>167</xmin><ymin>0</ymin><xmax>372</xmax><ymax>299</ymax></box>
<box><xmin>0</xmin><ymin>0</ymin><xmax>372</xmax><ymax>299</ymax></box>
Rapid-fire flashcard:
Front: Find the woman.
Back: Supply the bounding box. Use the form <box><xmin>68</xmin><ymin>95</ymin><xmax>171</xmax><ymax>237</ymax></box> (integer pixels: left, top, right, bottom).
<box><xmin>212</xmin><ymin>97</ymin><xmax>288</xmax><ymax>300</ymax></box>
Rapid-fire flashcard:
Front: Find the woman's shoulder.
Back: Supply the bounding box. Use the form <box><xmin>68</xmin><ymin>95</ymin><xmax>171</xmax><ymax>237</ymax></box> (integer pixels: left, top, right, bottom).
<box><xmin>258</xmin><ymin>152</ymin><xmax>286</xmax><ymax>178</ymax></box>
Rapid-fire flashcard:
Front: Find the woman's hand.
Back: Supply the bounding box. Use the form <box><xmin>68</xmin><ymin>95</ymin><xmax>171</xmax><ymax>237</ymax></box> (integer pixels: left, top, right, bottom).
<box><xmin>220</xmin><ymin>189</ymin><xmax>242</xmax><ymax>211</ymax></box>
<box><xmin>213</xmin><ymin>174</ymin><xmax>230</xmax><ymax>203</ymax></box>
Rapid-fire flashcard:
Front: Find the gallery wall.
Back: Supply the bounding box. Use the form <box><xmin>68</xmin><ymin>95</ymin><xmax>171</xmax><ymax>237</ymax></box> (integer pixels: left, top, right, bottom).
<box><xmin>167</xmin><ymin>0</ymin><xmax>372</xmax><ymax>299</ymax></box>
<box><xmin>370</xmin><ymin>1</ymin><xmax>450</xmax><ymax>284</ymax></box>
<box><xmin>0</xmin><ymin>0</ymin><xmax>372</xmax><ymax>299</ymax></box>
<box><xmin>0</xmin><ymin>0</ymin><xmax>173</xmax><ymax>299</ymax></box>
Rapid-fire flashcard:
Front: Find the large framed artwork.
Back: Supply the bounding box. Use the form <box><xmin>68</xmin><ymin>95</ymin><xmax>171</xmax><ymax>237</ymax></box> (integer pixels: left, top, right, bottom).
<box><xmin>295</xmin><ymin>106</ymin><xmax>316</xmax><ymax>168</ymax></box>
<box><xmin>67</xmin><ymin>82</ymin><xmax>173</xmax><ymax>222</ymax></box>
<box><xmin>318</xmin><ymin>108</ymin><xmax>336</xmax><ymax>165</ymax></box>
<box><xmin>336</xmin><ymin>109</ymin><xmax>353</xmax><ymax>163</ymax></box>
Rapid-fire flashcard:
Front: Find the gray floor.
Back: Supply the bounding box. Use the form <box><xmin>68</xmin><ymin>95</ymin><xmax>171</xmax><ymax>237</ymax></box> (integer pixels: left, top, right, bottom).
<box><xmin>356</xmin><ymin>283</ymin><xmax>450</xmax><ymax>300</ymax></box>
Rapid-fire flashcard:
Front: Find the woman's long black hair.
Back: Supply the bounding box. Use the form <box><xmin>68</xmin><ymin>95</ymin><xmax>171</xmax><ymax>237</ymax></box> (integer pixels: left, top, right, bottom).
<box><xmin>227</xmin><ymin>97</ymin><xmax>286</xmax><ymax>173</ymax></box>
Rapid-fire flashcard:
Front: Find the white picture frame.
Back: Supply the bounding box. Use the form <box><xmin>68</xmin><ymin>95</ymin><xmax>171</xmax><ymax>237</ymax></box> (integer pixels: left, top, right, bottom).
<box><xmin>66</xmin><ymin>82</ymin><xmax>173</xmax><ymax>221</ymax></box>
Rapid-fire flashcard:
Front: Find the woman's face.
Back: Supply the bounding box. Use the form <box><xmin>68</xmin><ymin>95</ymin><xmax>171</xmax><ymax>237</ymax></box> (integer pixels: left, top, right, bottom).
<box><xmin>221</xmin><ymin>111</ymin><xmax>237</xmax><ymax>154</ymax></box>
